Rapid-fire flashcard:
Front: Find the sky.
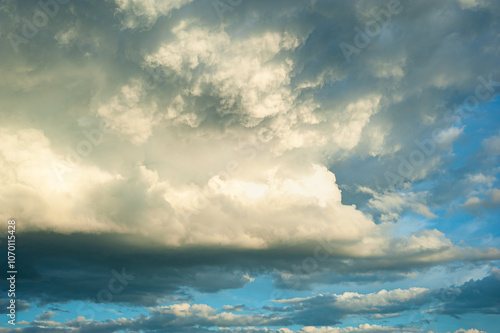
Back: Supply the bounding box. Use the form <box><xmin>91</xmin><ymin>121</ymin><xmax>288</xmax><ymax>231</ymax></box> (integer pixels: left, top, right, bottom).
<box><xmin>0</xmin><ymin>0</ymin><xmax>500</xmax><ymax>332</ymax></box>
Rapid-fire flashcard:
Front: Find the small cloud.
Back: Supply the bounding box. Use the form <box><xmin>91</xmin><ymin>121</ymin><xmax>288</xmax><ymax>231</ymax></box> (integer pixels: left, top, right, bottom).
<box><xmin>35</xmin><ymin>310</ymin><xmax>56</xmax><ymax>321</ymax></box>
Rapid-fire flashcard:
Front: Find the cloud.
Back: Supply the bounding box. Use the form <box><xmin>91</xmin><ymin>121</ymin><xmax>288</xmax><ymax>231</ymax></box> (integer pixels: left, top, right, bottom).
<box><xmin>0</xmin><ymin>299</ymin><xmax>30</xmax><ymax>314</ymax></box>
<box><xmin>0</xmin><ymin>301</ymin><xmax>424</xmax><ymax>332</ymax></box>
<box><xmin>0</xmin><ymin>1</ymin><xmax>500</xmax><ymax>331</ymax></box>
<box><xmin>114</xmin><ymin>0</ymin><xmax>195</xmax><ymax>29</ymax></box>
<box><xmin>359</xmin><ymin>186</ymin><xmax>437</xmax><ymax>221</ymax></box>
<box><xmin>143</xmin><ymin>19</ymin><xmax>302</xmax><ymax>125</ymax></box>
<box><xmin>452</xmin><ymin>329</ymin><xmax>486</xmax><ymax>333</ymax></box>
<box><xmin>275</xmin><ymin>269</ymin><xmax>500</xmax><ymax>324</ymax></box>
<box><xmin>35</xmin><ymin>311</ymin><xmax>56</xmax><ymax>321</ymax></box>
<box><xmin>482</xmin><ymin>131</ymin><xmax>500</xmax><ymax>155</ymax></box>
<box><xmin>5</xmin><ymin>270</ymin><xmax>500</xmax><ymax>332</ymax></box>
<box><xmin>1</xmin><ymin>0</ymin><xmax>498</xmax><ymax>251</ymax></box>
<box><xmin>456</xmin><ymin>0</ymin><xmax>490</xmax><ymax>10</ymax></box>
<box><xmin>0</xmin><ymin>128</ymin><xmax>124</xmax><ymax>233</ymax></box>
<box><xmin>222</xmin><ymin>304</ymin><xmax>249</xmax><ymax>312</ymax></box>
<box><xmin>3</xmin><ymin>125</ymin><xmax>488</xmax><ymax>262</ymax></box>
<box><xmin>462</xmin><ymin>188</ymin><xmax>500</xmax><ymax>213</ymax></box>
<box><xmin>0</xmin><ymin>321</ymin><xmax>421</xmax><ymax>333</ymax></box>
<box><xmin>434</xmin><ymin>267</ymin><xmax>500</xmax><ymax>316</ymax></box>
<box><xmin>297</xmin><ymin>325</ymin><xmax>418</xmax><ymax>333</ymax></box>
<box><xmin>96</xmin><ymin>80</ymin><xmax>158</xmax><ymax>145</ymax></box>
<box><xmin>272</xmin><ymin>287</ymin><xmax>432</xmax><ymax>325</ymax></box>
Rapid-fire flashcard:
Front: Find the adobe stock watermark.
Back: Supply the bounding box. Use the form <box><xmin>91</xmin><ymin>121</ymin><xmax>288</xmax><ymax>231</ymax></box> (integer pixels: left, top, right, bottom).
<box><xmin>340</xmin><ymin>0</ymin><xmax>403</xmax><ymax>63</ymax></box>
<box><xmin>212</xmin><ymin>0</ymin><xmax>243</xmax><ymax>22</ymax></box>
<box><xmin>76</xmin><ymin>267</ymin><xmax>134</xmax><ymax>320</ymax></box>
<box><xmin>7</xmin><ymin>0</ymin><xmax>70</xmax><ymax>54</ymax></box>
<box><xmin>384</xmin><ymin>73</ymin><xmax>500</xmax><ymax>190</ymax></box>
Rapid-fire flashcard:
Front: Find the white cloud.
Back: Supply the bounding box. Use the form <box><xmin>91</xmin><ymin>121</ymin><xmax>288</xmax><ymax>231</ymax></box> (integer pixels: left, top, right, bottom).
<box><xmin>0</xmin><ymin>125</ymin><xmax>493</xmax><ymax>268</ymax></box>
<box><xmin>97</xmin><ymin>80</ymin><xmax>158</xmax><ymax>145</ymax></box>
<box><xmin>360</xmin><ymin>187</ymin><xmax>437</xmax><ymax>221</ymax></box>
<box><xmin>275</xmin><ymin>287</ymin><xmax>431</xmax><ymax>310</ymax></box>
<box><xmin>297</xmin><ymin>324</ymin><xmax>415</xmax><ymax>333</ymax></box>
<box><xmin>434</xmin><ymin>126</ymin><xmax>464</xmax><ymax>148</ymax></box>
<box><xmin>114</xmin><ymin>0</ymin><xmax>195</xmax><ymax>29</ymax></box>
<box><xmin>0</xmin><ymin>128</ymin><xmax>121</xmax><ymax>233</ymax></box>
<box><xmin>462</xmin><ymin>188</ymin><xmax>500</xmax><ymax>211</ymax></box>
<box><xmin>452</xmin><ymin>329</ymin><xmax>486</xmax><ymax>333</ymax></box>
<box><xmin>145</xmin><ymin>21</ymin><xmax>301</xmax><ymax>123</ymax></box>
<box><xmin>457</xmin><ymin>0</ymin><xmax>490</xmax><ymax>10</ymax></box>
<box><xmin>148</xmin><ymin>303</ymin><xmax>274</xmax><ymax>327</ymax></box>
<box><xmin>482</xmin><ymin>131</ymin><xmax>500</xmax><ymax>155</ymax></box>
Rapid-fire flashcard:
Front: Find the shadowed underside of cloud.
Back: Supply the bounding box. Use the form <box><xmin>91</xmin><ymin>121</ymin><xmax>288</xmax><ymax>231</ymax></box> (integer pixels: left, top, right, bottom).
<box><xmin>1</xmin><ymin>231</ymin><xmax>498</xmax><ymax>307</ymax></box>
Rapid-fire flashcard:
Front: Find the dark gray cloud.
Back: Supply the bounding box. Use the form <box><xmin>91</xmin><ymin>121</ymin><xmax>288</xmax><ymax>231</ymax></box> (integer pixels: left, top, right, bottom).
<box><xmin>434</xmin><ymin>267</ymin><xmax>500</xmax><ymax>316</ymax></box>
<box><xmin>1</xmin><ymin>230</ymin><xmax>497</xmax><ymax>307</ymax></box>
<box><xmin>0</xmin><ymin>298</ymin><xmax>30</xmax><ymax>314</ymax></box>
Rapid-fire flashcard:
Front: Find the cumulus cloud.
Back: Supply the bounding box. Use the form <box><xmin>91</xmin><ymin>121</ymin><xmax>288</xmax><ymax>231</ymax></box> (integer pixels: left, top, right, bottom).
<box><xmin>269</xmin><ymin>287</ymin><xmax>436</xmax><ymax>326</ymax></box>
<box><xmin>1</xmin><ymin>0</ymin><xmax>498</xmax><ymax>251</ymax></box>
<box><xmin>452</xmin><ymin>329</ymin><xmax>486</xmax><ymax>333</ymax></box>
<box><xmin>0</xmin><ymin>128</ymin><xmax>121</xmax><ymax>233</ymax></box>
<box><xmin>0</xmin><ymin>0</ymin><xmax>499</xmax><ymax>331</ymax></box>
<box><xmin>143</xmin><ymin>19</ymin><xmax>302</xmax><ymax>126</ymax></box>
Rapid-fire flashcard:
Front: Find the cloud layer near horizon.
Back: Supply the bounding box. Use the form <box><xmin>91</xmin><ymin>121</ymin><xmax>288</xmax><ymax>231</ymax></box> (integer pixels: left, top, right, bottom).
<box><xmin>3</xmin><ymin>269</ymin><xmax>499</xmax><ymax>332</ymax></box>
